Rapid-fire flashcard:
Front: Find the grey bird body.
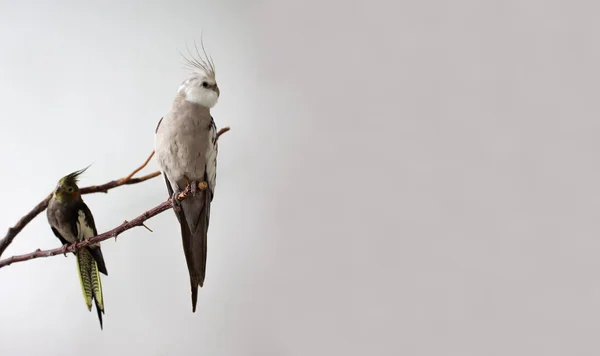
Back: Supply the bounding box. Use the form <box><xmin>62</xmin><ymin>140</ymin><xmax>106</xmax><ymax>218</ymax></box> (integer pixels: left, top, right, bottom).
<box><xmin>155</xmin><ymin>93</ymin><xmax>217</xmax><ymax>195</ymax></box>
<box><xmin>155</xmin><ymin>45</ymin><xmax>219</xmax><ymax>312</ymax></box>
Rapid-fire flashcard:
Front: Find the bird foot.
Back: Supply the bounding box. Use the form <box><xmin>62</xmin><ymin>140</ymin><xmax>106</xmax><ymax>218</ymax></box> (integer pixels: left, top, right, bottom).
<box><xmin>61</xmin><ymin>244</ymin><xmax>69</xmax><ymax>257</ymax></box>
<box><xmin>171</xmin><ymin>191</ymin><xmax>182</xmax><ymax>213</ymax></box>
<box><xmin>190</xmin><ymin>181</ymin><xmax>208</xmax><ymax>195</ymax></box>
<box><xmin>190</xmin><ymin>180</ymin><xmax>198</xmax><ymax>195</ymax></box>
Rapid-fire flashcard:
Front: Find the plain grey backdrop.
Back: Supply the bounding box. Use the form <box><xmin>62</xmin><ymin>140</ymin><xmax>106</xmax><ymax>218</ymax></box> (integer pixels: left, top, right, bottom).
<box><xmin>1</xmin><ymin>0</ymin><xmax>600</xmax><ymax>355</ymax></box>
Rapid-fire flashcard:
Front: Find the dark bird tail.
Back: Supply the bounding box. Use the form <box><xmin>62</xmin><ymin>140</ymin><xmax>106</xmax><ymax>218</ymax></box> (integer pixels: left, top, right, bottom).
<box><xmin>179</xmin><ymin>196</ymin><xmax>209</xmax><ymax>313</ymax></box>
<box><xmin>89</xmin><ymin>245</ymin><xmax>108</xmax><ymax>276</ymax></box>
<box><xmin>94</xmin><ymin>295</ymin><xmax>104</xmax><ymax>330</ymax></box>
<box><xmin>91</xmin><ymin>258</ymin><xmax>105</xmax><ymax>330</ymax></box>
<box><xmin>164</xmin><ymin>177</ymin><xmax>210</xmax><ymax>313</ymax></box>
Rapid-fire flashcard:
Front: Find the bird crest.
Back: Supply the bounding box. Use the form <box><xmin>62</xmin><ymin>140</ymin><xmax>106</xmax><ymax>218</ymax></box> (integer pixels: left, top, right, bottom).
<box><xmin>59</xmin><ymin>165</ymin><xmax>90</xmax><ymax>187</ymax></box>
<box><xmin>179</xmin><ymin>36</ymin><xmax>216</xmax><ymax>81</ymax></box>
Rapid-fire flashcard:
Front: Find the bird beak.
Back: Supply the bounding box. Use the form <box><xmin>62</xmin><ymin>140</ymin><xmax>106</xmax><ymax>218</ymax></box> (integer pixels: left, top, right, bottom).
<box><xmin>214</xmin><ymin>85</ymin><xmax>220</xmax><ymax>97</ymax></box>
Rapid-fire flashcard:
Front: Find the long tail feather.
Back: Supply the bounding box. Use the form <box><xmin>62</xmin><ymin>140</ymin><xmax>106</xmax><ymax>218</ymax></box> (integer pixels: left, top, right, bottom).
<box><xmin>91</xmin><ymin>258</ymin><xmax>105</xmax><ymax>330</ymax></box>
<box><xmin>181</xmin><ymin>194</ymin><xmax>209</xmax><ymax>313</ymax></box>
<box><xmin>164</xmin><ymin>177</ymin><xmax>209</xmax><ymax>313</ymax></box>
<box><xmin>75</xmin><ymin>251</ymin><xmax>93</xmax><ymax>311</ymax></box>
<box><xmin>89</xmin><ymin>246</ymin><xmax>108</xmax><ymax>276</ymax></box>
<box><xmin>76</xmin><ymin>248</ymin><xmax>105</xmax><ymax>329</ymax></box>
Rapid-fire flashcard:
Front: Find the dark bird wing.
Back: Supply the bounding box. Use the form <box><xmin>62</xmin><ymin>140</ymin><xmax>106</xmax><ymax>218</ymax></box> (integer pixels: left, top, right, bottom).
<box><xmin>73</xmin><ymin>201</ymin><xmax>108</xmax><ymax>276</ymax></box>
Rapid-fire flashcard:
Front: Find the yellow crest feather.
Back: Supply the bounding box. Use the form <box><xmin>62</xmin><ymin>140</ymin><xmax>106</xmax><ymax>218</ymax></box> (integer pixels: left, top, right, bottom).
<box><xmin>59</xmin><ymin>165</ymin><xmax>91</xmax><ymax>187</ymax></box>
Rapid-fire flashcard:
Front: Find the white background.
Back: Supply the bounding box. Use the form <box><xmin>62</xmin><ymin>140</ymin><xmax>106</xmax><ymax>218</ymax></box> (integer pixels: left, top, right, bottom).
<box><xmin>2</xmin><ymin>0</ymin><xmax>600</xmax><ymax>355</ymax></box>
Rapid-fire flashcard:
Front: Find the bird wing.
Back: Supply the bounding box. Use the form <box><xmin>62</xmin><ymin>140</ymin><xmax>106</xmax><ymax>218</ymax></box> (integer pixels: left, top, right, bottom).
<box><xmin>74</xmin><ymin>202</ymin><xmax>98</xmax><ymax>237</ymax></box>
<box><xmin>155</xmin><ymin>116</ymin><xmax>163</xmax><ymax>134</ymax></box>
<box><xmin>207</xmin><ymin>116</ymin><xmax>218</xmax><ymax>201</ymax></box>
<box><xmin>73</xmin><ymin>201</ymin><xmax>108</xmax><ymax>276</ymax></box>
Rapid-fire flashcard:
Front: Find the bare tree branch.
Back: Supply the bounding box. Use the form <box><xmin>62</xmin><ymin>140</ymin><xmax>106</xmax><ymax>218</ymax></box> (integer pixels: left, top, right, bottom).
<box><xmin>79</xmin><ymin>171</ymin><xmax>162</xmax><ymax>195</ymax></box>
<box><xmin>0</xmin><ymin>195</ymin><xmax>53</xmax><ymax>258</ymax></box>
<box><xmin>0</xmin><ymin>184</ymin><xmax>202</xmax><ymax>269</ymax></box>
<box><xmin>118</xmin><ymin>151</ymin><xmax>156</xmax><ymax>184</ymax></box>
<box><xmin>0</xmin><ymin>164</ymin><xmax>159</xmax><ymax>258</ymax></box>
<box><xmin>0</xmin><ymin>125</ymin><xmax>230</xmax><ymax>261</ymax></box>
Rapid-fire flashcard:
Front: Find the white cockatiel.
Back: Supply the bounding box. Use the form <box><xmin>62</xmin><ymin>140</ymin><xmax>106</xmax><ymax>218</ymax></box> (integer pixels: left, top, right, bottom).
<box><xmin>154</xmin><ymin>42</ymin><xmax>220</xmax><ymax>312</ymax></box>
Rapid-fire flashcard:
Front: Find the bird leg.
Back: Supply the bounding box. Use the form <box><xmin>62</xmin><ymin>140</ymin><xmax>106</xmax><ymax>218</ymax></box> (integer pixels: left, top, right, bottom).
<box><xmin>182</xmin><ymin>174</ymin><xmax>194</xmax><ymax>194</ymax></box>
<box><xmin>190</xmin><ymin>180</ymin><xmax>199</xmax><ymax>195</ymax></box>
<box><xmin>181</xmin><ymin>175</ymin><xmax>208</xmax><ymax>197</ymax></box>
<box><xmin>183</xmin><ymin>175</ymin><xmax>207</xmax><ymax>196</ymax></box>
<box><xmin>171</xmin><ymin>190</ymin><xmax>183</xmax><ymax>213</ymax></box>
<box><xmin>61</xmin><ymin>244</ymin><xmax>69</xmax><ymax>257</ymax></box>
<box><xmin>170</xmin><ymin>182</ymin><xmax>184</xmax><ymax>213</ymax></box>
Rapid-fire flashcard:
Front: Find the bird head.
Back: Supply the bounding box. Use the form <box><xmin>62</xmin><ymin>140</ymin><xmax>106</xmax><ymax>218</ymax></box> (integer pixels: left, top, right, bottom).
<box><xmin>178</xmin><ymin>39</ymin><xmax>220</xmax><ymax>108</ymax></box>
<box><xmin>53</xmin><ymin>166</ymin><xmax>89</xmax><ymax>203</ymax></box>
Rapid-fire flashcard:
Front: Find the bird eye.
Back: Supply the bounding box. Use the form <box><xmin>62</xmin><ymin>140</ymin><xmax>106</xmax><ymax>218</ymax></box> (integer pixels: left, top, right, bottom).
<box><xmin>66</xmin><ymin>187</ymin><xmax>74</xmax><ymax>193</ymax></box>
<box><xmin>202</xmin><ymin>82</ymin><xmax>209</xmax><ymax>88</ymax></box>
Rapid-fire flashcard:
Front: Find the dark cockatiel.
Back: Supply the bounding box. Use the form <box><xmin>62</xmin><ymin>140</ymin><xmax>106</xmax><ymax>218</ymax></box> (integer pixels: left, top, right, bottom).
<box><xmin>46</xmin><ymin>167</ymin><xmax>107</xmax><ymax>329</ymax></box>
<box><xmin>154</xmin><ymin>41</ymin><xmax>220</xmax><ymax>312</ymax></box>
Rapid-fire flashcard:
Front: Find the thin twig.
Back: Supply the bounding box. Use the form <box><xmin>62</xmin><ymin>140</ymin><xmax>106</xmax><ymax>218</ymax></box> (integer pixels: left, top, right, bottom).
<box><xmin>217</xmin><ymin>126</ymin><xmax>230</xmax><ymax>138</ymax></box>
<box><xmin>80</xmin><ymin>171</ymin><xmax>161</xmax><ymax>195</ymax></box>
<box><xmin>141</xmin><ymin>223</ymin><xmax>153</xmax><ymax>233</ymax></box>
<box><xmin>119</xmin><ymin>151</ymin><xmax>155</xmax><ymax>183</ymax></box>
<box><xmin>0</xmin><ymin>184</ymin><xmax>202</xmax><ymax>269</ymax></box>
